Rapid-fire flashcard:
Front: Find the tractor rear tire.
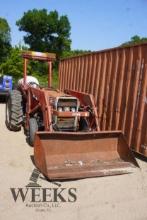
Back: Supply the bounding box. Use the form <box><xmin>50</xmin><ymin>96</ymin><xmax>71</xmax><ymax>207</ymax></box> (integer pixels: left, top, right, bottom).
<box><xmin>29</xmin><ymin>118</ymin><xmax>38</xmax><ymax>146</ymax></box>
<box><xmin>5</xmin><ymin>90</ymin><xmax>23</xmax><ymax>131</ymax></box>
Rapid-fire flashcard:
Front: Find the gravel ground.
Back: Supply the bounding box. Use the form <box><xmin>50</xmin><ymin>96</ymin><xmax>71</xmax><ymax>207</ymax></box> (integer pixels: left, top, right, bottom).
<box><xmin>0</xmin><ymin>103</ymin><xmax>147</xmax><ymax>220</ymax></box>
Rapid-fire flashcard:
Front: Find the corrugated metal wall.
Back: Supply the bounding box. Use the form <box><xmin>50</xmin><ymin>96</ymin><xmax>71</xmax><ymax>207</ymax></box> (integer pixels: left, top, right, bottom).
<box><xmin>59</xmin><ymin>44</ymin><xmax>147</xmax><ymax>156</ymax></box>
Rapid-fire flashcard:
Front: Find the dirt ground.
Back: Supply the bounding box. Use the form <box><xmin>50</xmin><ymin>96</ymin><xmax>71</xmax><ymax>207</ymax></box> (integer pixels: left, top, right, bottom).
<box><xmin>0</xmin><ymin>103</ymin><xmax>147</xmax><ymax>220</ymax></box>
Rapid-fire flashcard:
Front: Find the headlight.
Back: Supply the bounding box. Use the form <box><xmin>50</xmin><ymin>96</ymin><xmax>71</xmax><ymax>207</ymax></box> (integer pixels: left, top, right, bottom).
<box><xmin>64</xmin><ymin>107</ymin><xmax>70</xmax><ymax>112</ymax></box>
<box><xmin>71</xmin><ymin>107</ymin><xmax>76</xmax><ymax>112</ymax></box>
<box><xmin>58</xmin><ymin>107</ymin><xmax>63</xmax><ymax>112</ymax></box>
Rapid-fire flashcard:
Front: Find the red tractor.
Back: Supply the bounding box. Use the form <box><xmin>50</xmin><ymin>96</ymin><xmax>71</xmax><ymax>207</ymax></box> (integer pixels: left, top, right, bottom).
<box><xmin>5</xmin><ymin>51</ymin><xmax>138</xmax><ymax>180</ymax></box>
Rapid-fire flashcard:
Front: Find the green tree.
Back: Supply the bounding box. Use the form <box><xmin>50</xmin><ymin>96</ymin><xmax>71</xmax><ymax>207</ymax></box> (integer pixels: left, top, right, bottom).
<box><xmin>122</xmin><ymin>35</ymin><xmax>147</xmax><ymax>46</ymax></box>
<box><xmin>0</xmin><ymin>46</ymin><xmax>58</xmax><ymax>87</ymax></box>
<box><xmin>0</xmin><ymin>47</ymin><xmax>23</xmax><ymax>81</ymax></box>
<box><xmin>16</xmin><ymin>9</ymin><xmax>71</xmax><ymax>58</ymax></box>
<box><xmin>0</xmin><ymin>17</ymin><xmax>11</xmax><ymax>63</ymax></box>
<box><xmin>61</xmin><ymin>49</ymin><xmax>91</xmax><ymax>59</ymax></box>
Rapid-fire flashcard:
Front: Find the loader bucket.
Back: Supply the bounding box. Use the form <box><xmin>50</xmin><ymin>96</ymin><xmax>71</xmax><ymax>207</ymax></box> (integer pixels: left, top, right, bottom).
<box><xmin>34</xmin><ymin>131</ymin><xmax>139</xmax><ymax>180</ymax></box>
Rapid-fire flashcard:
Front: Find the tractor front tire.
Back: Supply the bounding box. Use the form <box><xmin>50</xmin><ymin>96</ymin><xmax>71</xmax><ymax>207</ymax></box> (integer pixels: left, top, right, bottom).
<box><xmin>5</xmin><ymin>90</ymin><xmax>23</xmax><ymax>131</ymax></box>
<box><xmin>29</xmin><ymin>118</ymin><xmax>38</xmax><ymax>146</ymax></box>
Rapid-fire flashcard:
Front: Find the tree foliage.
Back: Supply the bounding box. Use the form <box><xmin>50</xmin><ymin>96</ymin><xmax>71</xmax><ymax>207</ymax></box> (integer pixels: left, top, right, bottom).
<box><xmin>0</xmin><ymin>47</ymin><xmax>23</xmax><ymax>81</ymax></box>
<box><xmin>0</xmin><ymin>46</ymin><xmax>58</xmax><ymax>87</ymax></box>
<box><xmin>0</xmin><ymin>17</ymin><xmax>11</xmax><ymax>63</ymax></box>
<box><xmin>121</xmin><ymin>35</ymin><xmax>147</xmax><ymax>47</ymax></box>
<box><xmin>16</xmin><ymin>9</ymin><xmax>71</xmax><ymax>58</ymax></box>
<box><xmin>61</xmin><ymin>49</ymin><xmax>91</xmax><ymax>59</ymax></box>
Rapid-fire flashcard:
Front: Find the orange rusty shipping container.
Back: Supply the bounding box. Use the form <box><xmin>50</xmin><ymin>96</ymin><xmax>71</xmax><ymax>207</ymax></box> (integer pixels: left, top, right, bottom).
<box><xmin>59</xmin><ymin>44</ymin><xmax>147</xmax><ymax>157</ymax></box>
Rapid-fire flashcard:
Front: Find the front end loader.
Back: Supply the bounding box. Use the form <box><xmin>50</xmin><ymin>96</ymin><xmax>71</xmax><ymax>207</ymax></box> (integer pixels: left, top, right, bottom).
<box><xmin>5</xmin><ymin>51</ymin><xmax>139</xmax><ymax>180</ymax></box>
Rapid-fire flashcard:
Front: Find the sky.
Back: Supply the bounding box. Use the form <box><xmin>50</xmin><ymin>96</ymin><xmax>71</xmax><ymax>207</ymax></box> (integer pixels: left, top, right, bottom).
<box><xmin>0</xmin><ymin>0</ymin><xmax>147</xmax><ymax>51</ymax></box>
